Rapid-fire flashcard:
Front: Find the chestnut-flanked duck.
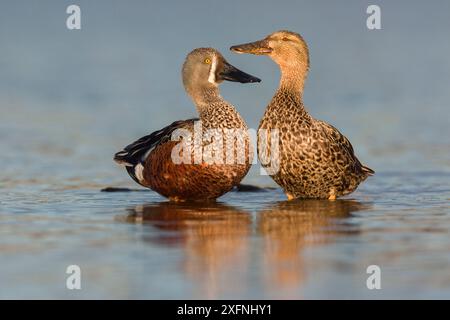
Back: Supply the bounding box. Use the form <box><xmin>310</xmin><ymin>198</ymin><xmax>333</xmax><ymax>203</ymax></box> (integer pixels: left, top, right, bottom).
<box><xmin>114</xmin><ymin>48</ymin><xmax>260</xmax><ymax>201</ymax></box>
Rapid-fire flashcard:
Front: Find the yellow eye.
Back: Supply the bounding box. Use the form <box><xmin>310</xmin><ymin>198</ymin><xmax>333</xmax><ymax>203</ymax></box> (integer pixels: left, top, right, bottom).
<box><xmin>204</xmin><ymin>58</ymin><xmax>211</xmax><ymax>64</ymax></box>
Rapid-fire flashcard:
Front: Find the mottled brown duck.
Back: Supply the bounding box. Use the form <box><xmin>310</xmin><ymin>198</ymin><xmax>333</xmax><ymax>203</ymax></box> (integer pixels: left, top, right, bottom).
<box><xmin>114</xmin><ymin>48</ymin><xmax>260</xmax><ymax>201</ymax></box>
<box><xmin>231</xmin><ymin>30</ymin><xmax>373</xmax><ymax>200</ymax></box>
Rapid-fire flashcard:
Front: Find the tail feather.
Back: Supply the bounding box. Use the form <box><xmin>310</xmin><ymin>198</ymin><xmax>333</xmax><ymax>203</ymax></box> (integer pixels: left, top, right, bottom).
<box><xmin>362</xmin><ymin>165</ymin><xmax>375</xmax><ymax>176</ymax></box>
<box><xmin>113</xmin><ymin>151</ymin><xmax>135</xmax><ymax>167</ymax></box>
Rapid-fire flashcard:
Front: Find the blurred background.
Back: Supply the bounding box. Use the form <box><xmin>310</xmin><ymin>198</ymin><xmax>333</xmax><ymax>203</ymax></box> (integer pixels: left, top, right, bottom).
<box><xmin>1</xmin><ymin>0</ymin><xmax>449</xmax><ymax>299</ymax></box>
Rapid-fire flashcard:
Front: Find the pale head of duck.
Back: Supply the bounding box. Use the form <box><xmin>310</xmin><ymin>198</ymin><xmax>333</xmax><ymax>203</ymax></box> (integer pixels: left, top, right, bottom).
<box><xmin>182</xmin><ymin>48</ymin><xmax>260</xmax><ymax>106</ymax></box>
<box><xmin>230</xmin><ymin>30</ymin><xmax>309</xmax><ymax>69</ymax></box>
<box><xmin>230</xmin><ymin>31</ymin><xmax>310</xmax><ymax>92</ymax></box>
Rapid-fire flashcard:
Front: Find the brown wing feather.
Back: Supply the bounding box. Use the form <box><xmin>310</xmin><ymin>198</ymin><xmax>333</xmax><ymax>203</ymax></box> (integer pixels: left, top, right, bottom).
<box><xmin>317</xmin><ymin>120</ymin><xmax>374</xmax><ymax>176</ymax></box>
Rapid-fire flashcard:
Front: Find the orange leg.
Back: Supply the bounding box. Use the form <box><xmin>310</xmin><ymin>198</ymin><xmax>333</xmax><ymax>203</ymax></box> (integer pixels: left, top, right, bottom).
<box><xmin>286</xmin><ymin>192</ymin><xmax>296</xmax><ymax>201</ymax></box>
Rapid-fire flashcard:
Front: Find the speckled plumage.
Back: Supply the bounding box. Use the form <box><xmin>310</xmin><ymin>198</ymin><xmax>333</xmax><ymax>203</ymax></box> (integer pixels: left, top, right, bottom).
<box><xmin>231</xmin><ymin>30</ymin><xmax>373</xmax><ymax>200</ymax></box>
<box><xmin>114</xmin><ymin>48</ymin><xmax>259</xmax><ymax>201</ymax></box>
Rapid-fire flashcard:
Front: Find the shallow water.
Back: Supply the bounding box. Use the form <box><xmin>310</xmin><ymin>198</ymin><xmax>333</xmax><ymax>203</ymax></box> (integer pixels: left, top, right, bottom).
<box><xmin>1</xmin><ymin>1</ymin><xmax>450</xmax><ymax>299</ymax></box>
<box><xmin>1</xmin><ymin>172</ymin><xmax>450</xmax><ymax>299</ymax></box>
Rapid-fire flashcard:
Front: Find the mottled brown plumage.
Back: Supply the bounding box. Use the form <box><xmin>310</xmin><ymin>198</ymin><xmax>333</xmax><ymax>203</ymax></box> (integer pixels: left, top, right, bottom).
<box><xmin>114</xmin><ymin>48</ymin><xmax>259</xmax><ymax>201</ymax></box>
<box><xmin>231</xmin><ymin>30</ymin><xmax>373</xmax><ymax>200</ymax></box>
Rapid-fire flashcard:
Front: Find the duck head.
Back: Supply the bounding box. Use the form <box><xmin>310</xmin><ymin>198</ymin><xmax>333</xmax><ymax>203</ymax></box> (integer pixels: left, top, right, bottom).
<box><xmin>182</xmin><ymin>48</ymin><xmax>260</xmax><ymax>102</ymax></box>
<box><xmin>230</xmin><ymin>30</ymin><xmax>309</xmax><ymax>71</ymax></box>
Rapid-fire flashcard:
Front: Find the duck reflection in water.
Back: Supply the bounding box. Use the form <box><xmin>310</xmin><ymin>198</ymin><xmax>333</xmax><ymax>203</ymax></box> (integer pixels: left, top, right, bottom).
<box><xmin>125</xmin><ymin>199</ymin><xmax>370</xmax><ymax>298</ymax></box>
<box><xmin>257</xmin><ymin>199</ymin><xmax>370</xmax><ymax>297</ymax></box>
<box><xmin>126</xmin><ymin>202</ymin><xmax>252</xmax><ymax>298</ymax></box>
